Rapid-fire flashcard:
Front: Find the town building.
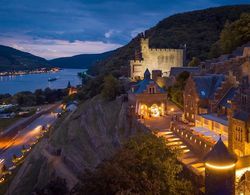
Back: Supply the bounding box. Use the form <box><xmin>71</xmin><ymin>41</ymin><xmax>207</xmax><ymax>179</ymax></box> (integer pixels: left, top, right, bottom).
<box><xmin>229</xmin><ymin>76</ymin><xmax>250</xmax><ymax>157</ymax></box>
<box><xmin>183</xmin><ymin>73</ymin><xmax>238</xmax><ymax>123</ymax></box>
<box><xmin>128</xmin><ymin>69</ymin><xmax>167</xmax><ymax>118</ymax></box>
<box><xmin>130</xmin><ymin>38</ymin><xmax>185</xmax><ymax>80</ymax></box>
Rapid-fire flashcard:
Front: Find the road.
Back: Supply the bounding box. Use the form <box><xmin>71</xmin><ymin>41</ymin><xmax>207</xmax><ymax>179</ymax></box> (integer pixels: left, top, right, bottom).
<box><xmin>0</xmin><ymin>107</ymin><xmax>58</xmax><ymax>167</ymax></box>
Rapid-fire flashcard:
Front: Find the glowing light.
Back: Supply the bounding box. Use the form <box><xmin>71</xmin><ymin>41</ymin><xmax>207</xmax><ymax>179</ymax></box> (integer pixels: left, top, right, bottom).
<box><xmin>183</xmin><ymin>149</ymin><xmax>190</xmax><ymax>153</ymax></box>
<box><xmin>171</xmin><ymin>108</ymin><xmax>174</xmax><ymax>112</ymax></box>
<box><xmin>205</xmin><ymin>163</ymin><xmax>235</xmax><ymax>170</ymax></box>
<box><xmin>0</xmin><ymin>177</ymin><xmax>5</xmax><ymax>183</ymax></box>
<box><xmin>168</xmin><ymin>138</ymin><xmax>180</xmax><ymax>141</ymax></box>
<box><xmin>150</xmin><ymin>104</ymin><xmax>160</xmax><ymax>117</ymax></box>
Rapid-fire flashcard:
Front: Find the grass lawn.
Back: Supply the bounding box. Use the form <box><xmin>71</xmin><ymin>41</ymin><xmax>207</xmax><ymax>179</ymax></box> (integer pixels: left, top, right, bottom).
<box><xmin>0</xmin><ymin>117</ymin><xmax>21</xmax><ymax>132</ymax></box>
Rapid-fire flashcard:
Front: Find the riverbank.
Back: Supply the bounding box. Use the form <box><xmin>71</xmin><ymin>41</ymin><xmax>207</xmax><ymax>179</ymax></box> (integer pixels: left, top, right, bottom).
<box><xmin>0</xmin><ymin>68</ymin><xmax>60</xmax><ymax>77</ymax></box>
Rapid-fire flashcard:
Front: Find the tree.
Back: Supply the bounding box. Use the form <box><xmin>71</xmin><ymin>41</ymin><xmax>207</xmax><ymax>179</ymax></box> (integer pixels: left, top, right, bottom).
<box><xmin>77</xmin><ymin>72</ymin><xmax>88</xmax><ymax>85</ymax></box>
<box><xmin>168</xmin><ymin>71</ymin><xmax>190</xmax><ymax>106</ymax></box>
<box><xmin>188</xmin><ymin>57</ymin><xmax>200</xmax><ymax>67</ymax></box>
<box><xmin>219</xmin><ymin>13</ymin><xmax>250</xmax><ymax>54</ymax></box>
<box><xmin>101</xmin><ymin>74</ymin><xmax>120</xmax><ymax>101</ymax></box>
<box><xmin>74</xmin><ymin>134</ymin><xmax>193</xmax><ymax>194</ymax></box>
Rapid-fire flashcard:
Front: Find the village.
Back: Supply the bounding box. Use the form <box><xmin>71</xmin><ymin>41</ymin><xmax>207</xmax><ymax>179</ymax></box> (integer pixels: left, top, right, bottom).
<box><xmin>0</xmin><ymin>35</ymin><xmax>250</xmax><ymax>194</ymax></box>
<box><xmin>127</xmin><ymin>37</ymin><xmax>250</xmax><ymax>194</ymax></box>
<box><xmin>0</xmin><ymin>25</ymin><xmax>250</xmax><ymax>195</ymax></box>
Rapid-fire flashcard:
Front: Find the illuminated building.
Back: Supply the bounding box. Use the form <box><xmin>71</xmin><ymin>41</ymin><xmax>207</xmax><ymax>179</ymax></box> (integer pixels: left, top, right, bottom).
<box><xmin>183</xmin><ymin>73</ymin><xmax>237</xmax><ymax>123</ymax></box>
<box><xmin>128</xmin><ymin>69</ymin><xmax>167</xmax><ymax>118</ymax></box>
<box><xmin>130</xmin><ymin>37</ymin><xmax>185</xmax><ymax>80</ymax></box>
<box><xmin>229</xmin><ymin>76</ymin><xmax>250</xmax><ymax>157</ymax></box>
<box><xmin>68</xmin><ymin>87</ymin><xmax>77</xmax><ymax>96</ymax></box>
<box><xmin>204</xmin><ymin>137</ymin><xmax>237</xmax><ymax>195</ymax></box>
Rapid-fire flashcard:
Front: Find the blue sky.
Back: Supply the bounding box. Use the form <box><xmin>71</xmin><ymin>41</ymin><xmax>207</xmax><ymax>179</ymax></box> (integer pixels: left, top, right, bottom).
<box><xmin>0</xmin><ymin>0</ymin><xmax>249</xmax><ymax>59</ymax></box>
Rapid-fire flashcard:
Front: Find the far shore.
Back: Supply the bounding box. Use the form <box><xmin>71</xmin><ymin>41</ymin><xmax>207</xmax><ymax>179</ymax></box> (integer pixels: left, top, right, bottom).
<box><xmin>0</xmin><ymin>67</ymin><xmax>60</xmax><ymax>77</ymax></box>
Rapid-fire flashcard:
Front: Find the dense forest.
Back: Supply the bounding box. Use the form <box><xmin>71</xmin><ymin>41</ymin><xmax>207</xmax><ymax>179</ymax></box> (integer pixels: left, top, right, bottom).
<box><xmin>88</xmin><ymin>5</ymin><xmax>250</xmax><ymax>76</ymax></box>
<box><xmin>0</xmin><ymin>45</ymin><xmax>51</xmax><ymax>72</ymax></box>
<box><xmin>49</xmin><ymin>50</ymin><xmax>114</xmax><ymax>69</ymax></box>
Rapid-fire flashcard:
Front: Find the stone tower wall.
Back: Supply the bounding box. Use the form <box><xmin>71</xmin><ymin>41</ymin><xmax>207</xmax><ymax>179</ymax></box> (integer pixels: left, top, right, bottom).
<box><xmin>130</xmin><ymin>38</ymin><xmax>184</xmax><ymax>79</ymax></box>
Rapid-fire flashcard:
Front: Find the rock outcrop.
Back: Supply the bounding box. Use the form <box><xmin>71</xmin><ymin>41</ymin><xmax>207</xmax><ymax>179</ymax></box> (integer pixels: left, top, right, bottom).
<box><xmin>6</xmin><ymin>96</ymin><xmax>147</xmax><ymax>195</ymax></box>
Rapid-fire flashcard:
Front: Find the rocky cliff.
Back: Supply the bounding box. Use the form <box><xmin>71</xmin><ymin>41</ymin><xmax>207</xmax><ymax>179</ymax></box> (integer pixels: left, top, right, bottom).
<box><xmin>6</xmin><ymin>96</ymin><xmax>147</xmax><ymax>195</ymax></box>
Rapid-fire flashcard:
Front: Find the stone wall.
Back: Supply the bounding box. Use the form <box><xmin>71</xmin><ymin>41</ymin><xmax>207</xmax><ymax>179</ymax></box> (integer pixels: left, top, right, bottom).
<box><xmin>130</xmin><ymin>38</ymin><xmax>184</xmax><ymax>79</ymax></box>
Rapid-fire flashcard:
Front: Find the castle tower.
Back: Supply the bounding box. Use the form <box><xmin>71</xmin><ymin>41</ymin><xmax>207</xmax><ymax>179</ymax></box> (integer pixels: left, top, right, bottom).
<box><xmin>204</xmin><ymin>137</ymin><xmax>237</xmax><ymax>195</ymax></box>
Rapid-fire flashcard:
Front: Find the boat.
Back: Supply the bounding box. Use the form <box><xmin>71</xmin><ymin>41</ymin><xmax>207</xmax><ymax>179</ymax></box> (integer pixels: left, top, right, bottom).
<box><xmin>48</xmin><ymin>78</ymin><xmax>57</xmax><ymax>82</ymax></box>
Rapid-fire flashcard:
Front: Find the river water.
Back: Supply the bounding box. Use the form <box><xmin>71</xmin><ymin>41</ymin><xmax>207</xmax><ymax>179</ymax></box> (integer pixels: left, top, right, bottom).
<box><xmin>0</xmin><ymin>69</ymin><xmax>86</xmax><ymax>95</ymax></box>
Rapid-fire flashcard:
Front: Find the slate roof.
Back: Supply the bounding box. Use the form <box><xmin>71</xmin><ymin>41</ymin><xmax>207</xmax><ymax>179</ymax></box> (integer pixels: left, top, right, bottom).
<box><xmin>132</xmin><ymin>78</ymin><xmax>165</xmax><ymax>94</ymax></box>
<box><xmin>233</xmin><ymin>110</ymin><xmax>250</xmax><ymax>121</ymax></box>
<box><xmin>193</xmin><ymin>74</ymin><xmax>225</xmax><ymax>99</ymax></box>
<box><xmin>169</xmin><ymin>67</ymin><xmax>200</xmax><ymax>77</ymax></box>
<box><xmin>204</xmin><ymin>137</ymin><xmax>237</xmax><ymax>166</ymax></box>
<box><xmin>218</xmin><ymin>87</ymin><xmax>237</xmax><ymax>108</ymax></box>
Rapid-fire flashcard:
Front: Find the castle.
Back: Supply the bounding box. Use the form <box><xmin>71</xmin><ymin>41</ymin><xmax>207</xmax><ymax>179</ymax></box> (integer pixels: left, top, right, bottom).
<box><xmin>130</xmin><ymin>38</ymin><xmax>185</xmax><ymax>80</ymax></box>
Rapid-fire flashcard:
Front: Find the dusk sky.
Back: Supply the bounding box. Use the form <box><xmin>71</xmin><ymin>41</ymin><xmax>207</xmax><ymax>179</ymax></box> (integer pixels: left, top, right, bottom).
<box><xmin>0</xmin><ymin>0</ymin><xmax>249</xmax><ymax>59</ymax></box>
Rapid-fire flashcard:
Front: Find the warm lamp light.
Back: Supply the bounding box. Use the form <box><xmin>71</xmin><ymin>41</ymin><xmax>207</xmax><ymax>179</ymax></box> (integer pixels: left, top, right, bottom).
<box><xmin>205</xmin><ymin>163</ymin><xmax>235</xmax><ymax>170</ymax></box>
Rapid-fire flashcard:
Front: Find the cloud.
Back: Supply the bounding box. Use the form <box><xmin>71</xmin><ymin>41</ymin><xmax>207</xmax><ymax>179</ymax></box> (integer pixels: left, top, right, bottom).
<box><xmin>0</xmin><ymin>36</ymin><xmax>122</xmax><ymax>59</ymax></box>
<box><xmin>0</xmin><ymin>0</ymin><xmax>247</xmax><ymax>58</ymax></box>
<box><xmin>104</xmin><ymin>30</ymin><xmax>114</xmax><ymax>38</ymax></box>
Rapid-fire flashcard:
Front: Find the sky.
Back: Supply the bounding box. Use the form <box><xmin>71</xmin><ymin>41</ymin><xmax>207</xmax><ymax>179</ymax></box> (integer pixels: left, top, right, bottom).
<box><xmin>0</xmin><ymin>0</ymin><xmax>249</xmax><ymax>59</ymax></box>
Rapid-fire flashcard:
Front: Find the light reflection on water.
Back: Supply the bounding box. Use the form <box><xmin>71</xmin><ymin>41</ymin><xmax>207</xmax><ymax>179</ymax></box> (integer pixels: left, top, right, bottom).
<box><xmin>0</xmin><ymin>69</ymin><xmax>86</xmax><ymax>94</ymax></box>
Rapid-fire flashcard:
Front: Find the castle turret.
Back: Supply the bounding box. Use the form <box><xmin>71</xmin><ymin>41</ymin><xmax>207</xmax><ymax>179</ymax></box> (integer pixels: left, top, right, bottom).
<box><xmin>204</xmin><ymin>137</ymin><xmax>237</xmax><ymax>195</ymax></box>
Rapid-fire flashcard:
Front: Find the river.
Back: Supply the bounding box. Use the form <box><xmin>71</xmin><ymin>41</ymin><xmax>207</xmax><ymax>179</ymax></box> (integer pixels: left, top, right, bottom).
<box><xmin>0</xmin><ymin>69</ymin><xmax>86</xmax><ymax>95</ymax></box>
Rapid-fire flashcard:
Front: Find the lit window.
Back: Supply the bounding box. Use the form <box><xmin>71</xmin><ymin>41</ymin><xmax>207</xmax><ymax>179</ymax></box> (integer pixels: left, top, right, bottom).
<box><xmin>201</xmin><ymin>90</ymin><xmax>206</xmax><ymax>96</ymax></box>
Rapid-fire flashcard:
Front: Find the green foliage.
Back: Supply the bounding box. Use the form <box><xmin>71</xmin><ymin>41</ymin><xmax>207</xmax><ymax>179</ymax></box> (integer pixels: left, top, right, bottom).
<box><xmin>219</xmin><ymin>13</ymin><xmax>250</xmax><ymax>54</ymax></box>
<box><xmin>168</xmin><ymin>71</ymin><xmax>190</xmax><ymax>106</ymax></box>
<box><xmin>75</xmin><ymin>134</ymin><xmax>193</xmax><ymax>195</ymax></box>
<box><xmin>188</xmin><ymin>57</ymin><xmax>200</xmax><ymax>67</ymax></box>
<box><xmin>6</xmin><ymin>88</ymin><xmax>67</xmax><ymax>106</ymax></box>
<box><xmin>77</xmin><ymin>75</ymin><xmax>104</xmax><ymax>101</ymax></box>
<box><xmin>209</xmin><ymin>41</ymin><xmax>221</xmax><ymax>58</ymax></box>
<box><xmin>101</xmin><ymin>74</ymin><xmax>120</xmax><ymax>101</ymax></box>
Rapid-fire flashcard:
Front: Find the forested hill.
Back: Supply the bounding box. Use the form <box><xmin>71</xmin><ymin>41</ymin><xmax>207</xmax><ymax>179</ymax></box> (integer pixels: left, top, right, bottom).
<box><xmin>88</xmin><ymin>5</ymin><xmax>250</xmax><ymax>76</ymax></box>
<box><xmin>0</xmin><ymin>45</ymin><xmax>51</xmax><ymax>72</ymax></box>
<box><xmin>49</xmin><ymin>50</ymin><xmax>114</xmax><ymax>69</ymax></box>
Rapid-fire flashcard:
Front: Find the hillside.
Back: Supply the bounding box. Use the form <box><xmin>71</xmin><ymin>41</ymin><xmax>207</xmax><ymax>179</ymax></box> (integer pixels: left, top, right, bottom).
<box><xmin>49</xmin><ymin>50</ymin><xmax>114</xmax><ymax>69</ymax></box>
<box><xmin>6</xmin><ymin>96</ymin><xmax>148</xmax><ymax>194</ymax></box>
<box><xmin>88</xmin><ymin>5</ymin><xmax>250</xmax><ymax>76</ymax></box>
<box><xmin>0</xmin><ymin>45</ymin><xmax>51</xmax><ymax>72</ymax></box>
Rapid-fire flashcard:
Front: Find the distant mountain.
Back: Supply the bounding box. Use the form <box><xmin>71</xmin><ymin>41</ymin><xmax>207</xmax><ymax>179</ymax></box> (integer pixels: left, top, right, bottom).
<box><xmin>49</xmin><ymin>50</ymin><xmax>114</xmax><ymax>69</ymax></box>
<box><xmin>88</xmin><ymin>5</ymin><xmax>250</xmax><ymax>76</ymax></box>
<box><xmin>0</xmin><ymin>45</ymin><xmax>51</xmax><ymax>72</ymax></box>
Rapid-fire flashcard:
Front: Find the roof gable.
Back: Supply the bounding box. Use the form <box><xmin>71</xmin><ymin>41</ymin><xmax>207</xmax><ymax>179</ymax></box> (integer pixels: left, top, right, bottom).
<box><xmin>132</xmin><ymin>78</ymin><xmax>165</xmax><ymax>94</ymax></box>
<box><xmin>193</xmin><ymin>74</ymin><xmax>225</xmax><ymax>99</ymax></box>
